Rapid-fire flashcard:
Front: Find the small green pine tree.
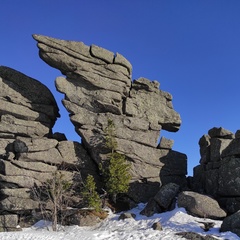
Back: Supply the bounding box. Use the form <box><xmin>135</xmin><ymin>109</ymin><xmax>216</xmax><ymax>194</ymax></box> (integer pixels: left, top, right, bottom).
<box><xmin>82</xmin><ymin>174</ymin><xmax>101</xmax><ymax>212</ymax></box>
<box><xmin>102</xmin><ymin>119</ymin><xmax>131</xmax><ymax>203</ymax></box>
<box><xmin>105</xmin><ymin>119</ymin><xmax>117</xmax><ymax>152</ymax></box>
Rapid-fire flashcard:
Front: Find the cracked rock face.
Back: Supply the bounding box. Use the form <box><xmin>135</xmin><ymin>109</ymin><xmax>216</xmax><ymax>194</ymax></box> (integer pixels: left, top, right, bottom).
<box><xmin>0</xmin><ymin>66</ymin><xmax>59</xmax><ymax>138</ymax></box>
<box><xmin>192</xmin><ymin>127</ymin><xmax>240</xmax><ymax>215</ymax></box>
<box><xmin>0</xmin><ymin>66</ymin><xmax>96</xmax><ymax>214</ymax></box>
<box><xmin>33</xmin><ymin>34</ymin><xmax>187</xmax><ymax>202</ymax></box>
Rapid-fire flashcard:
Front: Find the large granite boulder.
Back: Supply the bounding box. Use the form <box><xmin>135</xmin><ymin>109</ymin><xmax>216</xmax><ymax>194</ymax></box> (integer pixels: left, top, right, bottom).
<box><xmin>178</xmin><ymin>191</ymin><xmax>226</xmax><ymax>220</ymax></box>
<box><xmin>220</xmin><ymin>210</ymin><xmax>240</xmax><ymax>237</ymax></box>
<box><xmin>33</xmin><ymin>34</ymin><xmax>187</xmax><ymax>202</ymax></box>
<box><xmin>192</xmin><ymin>127</ymin><xmax>240</xmax><ymax>214</ymax></box>
<box><xmin>0</xmin><ymin>66</ymin><xmax>59</xmax><ymax>138</ymax></box>
<box><xmin>0</xmin><ymin>66</ymin><xmax>97</xmax><ymax>228</ymax></box>
<box><xmin>140</xmin><ymin>183</ymin><xmax>179</xmax><ymax>217</ymax></box>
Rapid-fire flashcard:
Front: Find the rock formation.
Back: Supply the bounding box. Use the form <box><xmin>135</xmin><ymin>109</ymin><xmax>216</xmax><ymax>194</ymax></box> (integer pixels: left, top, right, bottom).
<box><xmin>220</xmin><ymin>210</ymin><xmax>240</xmax><ymax>237</ymax></box>
<box><xmin>32</xmin><ymin>34</ymin><xmax>187</xmax><ymax>202</ymax></box>
<box><xmin>140</xmin><ymin>182</ymin><xmax>180</xmax><ymax>217</ymax></box>
<box><xmin>0</xmin><ymin>35</ymin><xmax>189</xmax><ymax>230</ymax></box>
<box><xmin>192</xmin><ymin>127</ymin><xmax>240</xmax><ymax>214</ymax></box>
<box><xmin>178</xmin><ymin>191</ymin><xmax>226</xmax><ymax>220</ymax></box>
<box><xmin>0</xmin><ymin>66</ymin><xmax>97</xmax><ymax>229</ymax></box>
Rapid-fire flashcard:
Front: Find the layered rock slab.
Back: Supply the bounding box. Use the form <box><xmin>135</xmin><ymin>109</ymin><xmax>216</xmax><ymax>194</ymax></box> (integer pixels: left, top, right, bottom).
<box><xmin>192</xmin><ymin>127</ymin><xmax>240</xmax><ymax>214</ymax></box>
<box><xmin>0</xmin><ymin>66</ymin><xmax>59</xmax><ymax>138</ymax></box>
<box><xmin>33</xmin><ymin>34</ymin><xmax>187</xmax><ymax>202</ymax></box>
<box><xmin>0</xmin><ymin>66</ymin><xmax>96</xmax><ymax>218</ymax></box>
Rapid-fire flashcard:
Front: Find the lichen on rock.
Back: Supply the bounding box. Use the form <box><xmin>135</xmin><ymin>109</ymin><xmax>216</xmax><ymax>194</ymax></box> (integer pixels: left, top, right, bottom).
<box><xmin>33</xmin><ymin>34</ymin><xmax>187</xmax><ymax>202</ymax></box>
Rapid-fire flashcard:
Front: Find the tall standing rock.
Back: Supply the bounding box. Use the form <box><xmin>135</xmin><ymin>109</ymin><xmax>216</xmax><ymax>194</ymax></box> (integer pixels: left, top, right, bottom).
<box><xmin>192</xmin><ymin>127</ymin><xmax>240</xmax><ymax>214</ymax></box>
<box><xmin>33</xmin><ymin>34</ymin><xmax>187</xmax><ymax>202</ymax></box>
<box><xmin>0</xmin><ymin>66</ymin><xmax>96</xmax><ymax>223</ymax></box>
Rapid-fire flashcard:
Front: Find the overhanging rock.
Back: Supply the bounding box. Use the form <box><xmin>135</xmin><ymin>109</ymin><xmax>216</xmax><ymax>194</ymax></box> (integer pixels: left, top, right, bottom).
<box><xmin>33</xmin><ymin>34</ymin><xmax>187</xmax><ymax>202</ymax></box>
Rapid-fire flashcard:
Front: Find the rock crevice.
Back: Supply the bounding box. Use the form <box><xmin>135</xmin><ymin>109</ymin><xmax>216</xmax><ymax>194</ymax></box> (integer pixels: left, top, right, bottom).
<box><xmin>0</xmin><ymin>35</ymin><xmax>187</xmax><ymax>222</ymax></box>
<box><xmin>33</xmin><ymin>35</ymin><xmax>186</xmax><ymax>202</ymax></box>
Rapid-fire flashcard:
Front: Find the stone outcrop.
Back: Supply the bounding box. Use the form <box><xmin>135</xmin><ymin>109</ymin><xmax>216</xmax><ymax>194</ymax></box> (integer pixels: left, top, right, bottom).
<box><xmin>118</xmin><ymin>212</ymin><xmax>136</xmax><ymax>220</ymax></box>
<box><xmin>0</xmin><ymin>214</ymin><xmax>20</xmax><ymax>232</ymax></box>
<box><xmin>0</xmin><ymin>35</ymin><xmax>189</xmax><ymax>228</ymax></box>
<box><xmin>175</xmin><ymin>232</ymin><xmax>219</xmax><ymax>240</ymax></box>
<box><xmin>32</xmin><ymin>34</ymin><xmax>187</xmax><ymax>202</ymax></box>
<box><xmin>192</xmin><ymin>127</ymin><xmax>240</xmax><ymax>214</ymax></box>
<box><xmin>0</xmin><ymin>66</ymin><xmax>97</xmax><ymax>225</ymax></box>
<box><xmin>0</xmin><ymin>66</ymin><xmax>59</xmax><ymax>138</ymax></box>
<box><xmin>140</xmin><ymin>183</ymin><xmax>179</xmax><ymax>217</ymax></box>
<box><xmin>178</xmin><ymin>191</ymin><xmax>226</xmax><ymax>220</ymax></box>
<box><xmin>220</xmin><ymin>210</ymin><xmax>240</xmax><ymax>237</ymax></box>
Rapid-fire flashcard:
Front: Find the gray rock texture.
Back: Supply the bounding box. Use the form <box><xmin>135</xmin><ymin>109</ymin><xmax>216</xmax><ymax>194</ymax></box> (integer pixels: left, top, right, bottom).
<box><xmin>118</xmin><ymin>212</ymin><xmax>136</xmax><ymax>220</ymax></box>
<box><xmin>220</xmin><ymin>210</ymin><xmax>240</xmax><ymax>237</ymax></box>
<box><xmin>0</xmin><ymin>66</ymin><xmax>59</xmax><ymax>137</ymax></box>
<box><xmin>0</xmin><ymin>66</ymin><xmax>96</xmax><ymax>227</ymax></box>
<box><xmin>152</xmin><ymin>222</ymin><xmax>163</xmax><ymax>231</ymax></box>
<box><xmin>0</xmin><ymin>214</ymin><xmax>20</xmax><ymax>232</ymax></box>
<box><xmin>178</xmin><ymin>191</ymin><xmax>226</xmax><ymax>220</ymax></box>
<box><xmin>140</xmin><ymin>183</ymin><xmax>179</xmax><ymax>217</ymax></box>
<box><xmin>192</xmin><ymin>127</ymin><xmax>240</xmax><ymax>214</ymax></box>
<box><xmin>33</xmin><ymin>34</ymin><xmax>187</xmax><ymax>202</ymax></box>
<box><xmin>153</xmin><ymin>183</ymin><xmax>179</xmax><ymax>209</ymax></box>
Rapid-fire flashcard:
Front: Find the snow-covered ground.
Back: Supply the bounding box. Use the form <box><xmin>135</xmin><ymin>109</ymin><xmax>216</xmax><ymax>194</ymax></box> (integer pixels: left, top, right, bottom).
<box><xmin>0</xmin><ymin>204</ymin><xmax>238</xmax><ymax>240</ymax></box>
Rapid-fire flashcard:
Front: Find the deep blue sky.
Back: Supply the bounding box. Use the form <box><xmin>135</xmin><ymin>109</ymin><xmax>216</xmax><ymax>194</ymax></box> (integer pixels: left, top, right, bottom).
<box><xmin>1</xmin><ymin>1</ymin><xmax>240</xmax><ymax>176</ymax></box>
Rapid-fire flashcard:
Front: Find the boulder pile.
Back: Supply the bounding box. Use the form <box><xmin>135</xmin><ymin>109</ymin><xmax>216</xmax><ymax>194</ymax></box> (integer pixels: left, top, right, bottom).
<box><xmin>0</xmin><ymin>35</ymin><xmax>188</xmax><ymax>230</ymax></box>
<box><xmin>32</xmin><ymin>34</ymin><xmax>187</xmax><ymax>202</ymax></box>
<box><xmin>0</xmin><ymin>66</ymin><xmax>96</xmax><ymax>230</ymax></box>
<box><xmin>192</xmin><ymin>127</ymin><xmax>240</xmax><ymax>214</ymax></box>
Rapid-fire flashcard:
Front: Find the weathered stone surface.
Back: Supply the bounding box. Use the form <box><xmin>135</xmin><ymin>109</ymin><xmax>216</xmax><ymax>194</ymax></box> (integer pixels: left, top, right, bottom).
<box><xmin>220</xmin><ymin>210</ymin><xmax>240</xmax><ymax>237</ymax></box>
<box><xmin>218</xmin><ymin>197</ymin><xmax>240</xmax><ymax>214</ymax></box>
<box><xmin>33</xmin><ymin>34</ymin><xmax>186</xmax><ymax>202</ymax></box>
<box><xmin>209</xmin><ymin>138</ymin><xmax>231</xmax><ymax>162</ymax></box>
<box><xmin>0</xmin><ymin>189</ymin><xmax>39</xmax><ymax>211</ymax></box>
<box><xmin>193</xmin><ymin>127</ymin><xmax>240</xmax><ymax>214</ymax></box>
<box><xmin>208</xmin><ymin>127</ymin><xmax>234</xmax><ymax>139</ymax></box>
<box><xmin>157</xmin><ymin>137</ymin><xmax>174</xmax><ymax>149</ymax></box>
<box><xmin>0</xmin><ymin>114</ymin><xmax>49</xmax><ymax>138</ymax></box>
<box><xmin>159</xmin><ymin>150</ymin><xmax>187</xmax><ymax>186</ymax></box>
<box><xmin>0</xmin><ymin>159</ymin><xmax>55</xmax><ymax>181</ymax></box>
<box><xmin>204</xmin><ymin>169</ymin><xmax>219</xmax><ymax>196</ymax></box>
<box><xmin>152</xmin><ymin>222</ymin><xmax>163</xmax><ymax>231</ymax></box>
<box><xmin>0</xmin><ymin>215</ymin><xmax>18</xmax><ymax>228</ymax></box>
<box><xmin>0</xmin><ymin>66</ymin><xmax>59</xmax><ymax>137</ymax></box>
<box><xmin>153</xmin><ymin>183</ymin><xmax>180</xmax><ymax>209</ymax></box>
<box><xmin>175</xmin><ymin>232</ymin><xmax>219</xmax><ymax>240</ymax></box>
<box><xmin>126</xmin><ymin>78</ymin><xmax>181</xmax><ymax>132</ymax></box>
<box><xmin>221</xmin><ymin>138</ymin><xmax>240</xmax><ymax>158</ymax></box>
<box><xmin>191</xmin><ymin>165</ymin><xmax>205</xmax><ymax>193</ymax></box>
<box><xmin>218</xmin><ymin>157</ymin><xmax>240</xmax><ymax>196</ymax></box>
<box><xmin>235</xmin><ymin>130</ymin><xmax>240</xmax><ymax>138</ymax></box>
<box><xmin>57</xmin><ymin>141</ymin><xmax>99</xmax><ymax>181</ymax></box>
<box><xmin>0</xmin><ymin>174</ymin><xmax>42</xmax><ymax>188</ymax></box>
<box><xmin>140</xmin><ymin>183</ymin><xmax>179</xmax><ymax>217</ymax></box>
<box><xmin>28</xmin><ymin>138</ymin><xmax>58</xmax><ymax>152</ymax></box>
<box><xmin>22</xmin><ymin>148</ymin><xmax>63</xmax><ymax>165</ymax></box>
<box><xmin>118</xmin><ymin>212</ymin><xmax>136</xmax><ymax>220</ymax></box>
<box><xmin>128</xmin><ymin>182</ymin><xmax>160</xmax><ymax>203</ymax></box>
<box><xmin>140</xmin><ymin>198</ymin><xmax>162</xmax><ymax>217</ymax></box>
<box><xmin>0</xmin><ymin>63</ymin><xmax>99</xmax><ymax>221</ymax></box>
<box><xmin>199</xmin><ymin>134</ymin><xmax>210</xmax><ymax>164</ymax></box>
<box><xmin>90</xmin><ymin>44</ymin><xmax>114</xmax><ymax>63</ymax></box>
<box><xmin>0</xmin><ymin>214</ymin><xmax>21</xmax><ymax>232</ymax></box>
<box><xmin>178</xmin><ymin>191</ymin><xmax>226</xmax><ymax>220</ymax></box>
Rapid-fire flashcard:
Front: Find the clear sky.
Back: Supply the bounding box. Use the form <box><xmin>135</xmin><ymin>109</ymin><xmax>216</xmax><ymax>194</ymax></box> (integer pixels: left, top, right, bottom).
<box><xmin>1</xmin><ymin>1</ymin><xmax>240</xmax><ymax>176</ymax></box>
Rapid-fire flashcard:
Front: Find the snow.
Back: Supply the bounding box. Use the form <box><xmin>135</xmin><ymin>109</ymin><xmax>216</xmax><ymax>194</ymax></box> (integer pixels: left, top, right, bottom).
<box><xmin>0</xmin><ymin>204</ymin><xmax>238</xmax><ymax>240</ymax></box>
